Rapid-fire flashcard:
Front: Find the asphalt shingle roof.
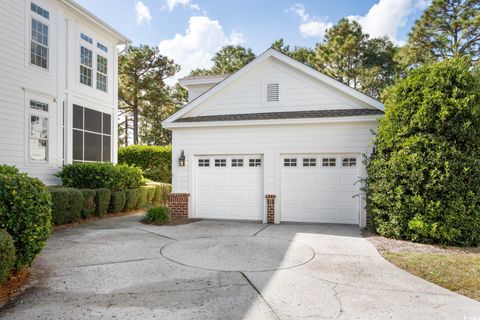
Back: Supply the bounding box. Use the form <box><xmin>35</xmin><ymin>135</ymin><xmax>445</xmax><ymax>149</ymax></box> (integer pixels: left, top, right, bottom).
<box><xmin>174</xmin><ymin>108</ymin><xmax>384</xmax><ymax>123</ymax></box>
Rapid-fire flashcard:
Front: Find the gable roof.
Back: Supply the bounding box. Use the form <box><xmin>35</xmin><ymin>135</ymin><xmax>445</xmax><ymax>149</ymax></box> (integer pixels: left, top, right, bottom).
<box><xmin>163</xmin><ymin>48</ymin><xmax>384</xmax><ymax>127</ymax></box>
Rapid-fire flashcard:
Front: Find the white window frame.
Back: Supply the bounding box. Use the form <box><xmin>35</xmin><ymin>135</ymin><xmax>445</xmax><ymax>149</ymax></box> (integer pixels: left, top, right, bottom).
<box><xmin>28</xmin><ymin>1</ymin><xmax>50</xmax><ymax>71</ymax></box>
<box><xmin>283</xmin><ymin>158</ymin><xmax>297</xmax><ymax>167</ymax></box>
<box><xmin>322</xmin><ymin>157</ymin><xmax>337</xmax><ymax>167</ymax></box>
<box><xmin>249</xmin><ymin>158</ymin><xmax>262</xmax><ymax>167</ymax></box>
<box><xmin>27</xmin><ymin>97</ymin><xmax>50</xmax><ymax>164</ymax></box>
<box><xmin>231</xmin><ymin>158</ymin><xmax>244</xmax><ymax>167</ymax></box>
<box><xmin>342</xmin><ymin>157</ymin><xmax>357</xmax><ymax>167</ymax></box>
<box><xmin>78</xmin><ymin>31</ymin><xmax>110</xmax><ymax>94</ymax></box>
<box><xmin>198</xmin><ymin>158</ymin><xmax>210</xmax><ymax>167</ymax></box>
<box><xmin>214</xmin><ymin>159</ymin><xmax>227</xmax><ymax>167</ymax></box>
<box><xmin>302</xmin><ymin>158</ymin><xmax>317</xmax><ymax>167</ymax></box>
<box><xmin>80</xmin><ymin>46</ymin><xmax>93</xmax><ymax>87</ymax></box>
<box><xmin>96</xmin><ymin>54</ymin><xmax>108</xmax><ymax>92</ymax></box>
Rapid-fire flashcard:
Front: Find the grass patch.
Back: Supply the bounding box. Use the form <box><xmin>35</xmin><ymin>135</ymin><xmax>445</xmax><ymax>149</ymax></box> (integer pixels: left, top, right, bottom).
<box><xmin>142</xmin><ymin>206</ymin><xmax>170</xmax><ymax>225</ymax></box>
<box><xmin>383</xmin><ymin>251</ymin><xmax>480</xmax><ymax>301</ymax></box>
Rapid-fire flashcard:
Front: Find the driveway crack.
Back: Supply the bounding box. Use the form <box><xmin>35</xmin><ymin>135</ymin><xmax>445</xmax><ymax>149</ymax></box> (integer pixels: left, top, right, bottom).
<box><xmin>252</xmin><ymin>224</ymin><xmax>270</xmax><ymax>237</ymax></box>
<box><xmin>135</xmin><ymin>227</ymin><xmax>178</xmax><ymax>241</ymax></box>
<box><xmin>240</xmin><ymin>272</ymin><xmax>282</xmax><ymax>320</ymax></box>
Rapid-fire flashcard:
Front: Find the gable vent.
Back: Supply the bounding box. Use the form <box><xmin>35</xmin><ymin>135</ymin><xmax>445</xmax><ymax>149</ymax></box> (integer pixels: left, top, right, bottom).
<box><xmin>267</xmin><ymin>83</ymin><xmax>279</xmax><ymax>102</ymax></box>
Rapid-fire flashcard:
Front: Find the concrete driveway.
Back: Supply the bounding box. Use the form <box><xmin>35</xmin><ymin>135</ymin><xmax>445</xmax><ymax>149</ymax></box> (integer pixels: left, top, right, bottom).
<box><xmin>1</xmin><ymin>214</ymin><xmax>479</xmax><ymax>320</ymax></box>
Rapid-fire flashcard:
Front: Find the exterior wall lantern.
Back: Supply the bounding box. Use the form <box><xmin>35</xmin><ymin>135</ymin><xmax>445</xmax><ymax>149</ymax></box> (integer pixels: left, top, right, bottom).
<box><xmin>179</xmin><ymin>150</ymin><xmax>186</xmax><ymax>167</ymax></box>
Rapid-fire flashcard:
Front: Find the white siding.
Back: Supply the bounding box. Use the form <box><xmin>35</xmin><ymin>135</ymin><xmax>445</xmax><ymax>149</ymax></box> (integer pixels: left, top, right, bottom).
<box><xmin>185</xmin><ymin>57</ymin><xmax>374</xmax><ymax>117</ymax></box>
<box><xmin>0</xmin><ymin>0</ymin><xmax>120</xmax><ymax>185</ymax></box>
<box><xmin>187</xmin><ymin>83</ymin><xmax>217</xmax><ymax>102</ymax></box>
<box><xmin>171</xmin><ymin>120</ymin><xmax>377</xmax><ymax>226</ymax></box>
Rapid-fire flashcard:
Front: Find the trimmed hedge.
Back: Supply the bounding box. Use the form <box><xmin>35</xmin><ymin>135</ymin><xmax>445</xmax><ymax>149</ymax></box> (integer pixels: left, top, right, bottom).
<box><xmin>48</xmin><ymin>187</ymin><xmax>84</xmax><ymax>225</ymax></box>
<box><xmin>118</xmin><ymin>145</ymin><xmax>172</xmax><ymax>183</ymax></box>
<box><xmin>80</xmin><ymin>189</ymin><xmax>96</xmax><ymax>218</ymax></box>
<box><xmin>110</xmin><ymin>191</ymin><xmax>126</xmax><ymax>213</ymax></box>
<box><xmin>153</xmin><ymin>183</ymin><xmax>172</xmax><ymax>206</ymax></box>
<box><xmin>0</xmin><ymin>169</ymin><xmax>52</xmax><ymax>269</ymax></box>
<box><xmin>57</xmin><ymin>163</ymin><xmax>144</xmax><ymax>191</ymax></box>
<box><xmin>142</xmin><ymin>206</ymin><xmax>170</xmax><ymax>225</ymax></box>
<box><xmin>0</xmin><ymin>229</ymin><xmax>15</xmax><ymax>286</ymax></box>
<box><xmin>146</xmin><ymin>186</ymin><xmax>155</xmax><ymax>203</ymax></box>
<box><xmin>137</xmin><ymin>186</ymin><xmax>149</xmax><ymax>209</ymax></box>
<box><xmin>125</xmin><ymin>189</ymin><xmax>140</xmax><ymax>211</ymax></box>
<box><xmin>94</xmin><ymin>188</ymin><xmax>111</xmax><ymax>216</ymax></box>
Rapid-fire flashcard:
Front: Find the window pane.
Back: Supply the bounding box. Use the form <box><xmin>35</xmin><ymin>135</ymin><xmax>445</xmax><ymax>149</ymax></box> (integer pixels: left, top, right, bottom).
<box><xmin>72</xmin><ymin>129</ymin><xmax>83</xmax><ymax>161</ymax></box>
<box><xmin>80</xmin><ymin>46</ymin><xmax>92</xmax><ymax>67</ymax></box>
<box><xmin>84</xmin><ymin>132</ymin><xmax>101</xmax><ymax>161</ymax></box>
<box><xmin>30</xmin><ymin>138</ymin><xmax>47</xmax><ymax>161</ymax></box>
<box><xmin>80</xmin><ymin>65</ymin><xmax>92</xmax><ymax>86</ymax></box>
<box><xmin>30</xmin><ymin>116</ymin><xmax>47</xmax><ymax>139</ymax></box>
<box><xmin>97</xmin><ymin>55</ymin><xmax>107</xmax><ymax>74</ymax></box>
<box><xmin>73</xmin><ymin>105</ymin><xmax>83</xmax><ymax>129</ymax></box>
<box><xmin>84</xmin><ymin>108</ymin><xmax>102</xmax><ymax>133</ymax></box>
<box><xmin>102</xmin><ymin>135</ymin><xmax>111</xmax><ymax>162</ymax></box>
<box><xmin>102</xmin><ymin>113</ymin><xmax>111</xmax><ymax>134</ymax></box>
<box><xmin>30</xmin><ymin>100</ymin><xmax>48</xmax><ymax>112</ymax></box>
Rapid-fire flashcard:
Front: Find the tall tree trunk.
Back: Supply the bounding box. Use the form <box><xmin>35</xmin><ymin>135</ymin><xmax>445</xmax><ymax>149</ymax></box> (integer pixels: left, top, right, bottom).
<box><xmin>133</xmin><ymin>96</ymin><xmax>139</xmax><ymax>144</ymax></box>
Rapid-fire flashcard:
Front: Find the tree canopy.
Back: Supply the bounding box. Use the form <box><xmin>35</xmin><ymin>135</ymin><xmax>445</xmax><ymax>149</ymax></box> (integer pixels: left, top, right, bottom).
<box><xmin>189</xmin><ymin>45</ymin><xmax>256</xmax><ymax>76</ymax></box>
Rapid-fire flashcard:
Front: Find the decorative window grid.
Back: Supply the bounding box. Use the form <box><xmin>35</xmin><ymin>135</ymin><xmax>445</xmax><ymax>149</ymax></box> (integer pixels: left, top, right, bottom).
<box><xmin>322</xmin><ymin>158</ymin><xmax>336</xmax><ymax>167</ymax></box>
<box><xmin>30</xmin><ymin>18</ymin><xmax>49</xmax><ymax>69</ymax></box>
<box><xmin>96</xmin><ymin>55</ymin><xmax>108</xmax><ymax>92</ymax></box>
<box><xmin>284</xmin><ymin>158</ymin><xmax>297</xmax><ymax>167</ymax></box>
<box><xmin>215</xmin><ymin>159</ymin><xmax>227</xmax><ymax>167</ymax></box>
<box><xmin>31</xmin><ymin>2</ymin><xmax>49</xmax><ymax>19</ymax></box>
<box><xmin>231</xmin><ymin>159</ymin><xmax>244</xmax><ymax>167</ymax></box>
<box><xmin>342</xmin><ymin>157</ymin><xmax>357</xmax><ymax>167</ymax></box>
<box><xmin>249</xmin><ymin>158</ymin><xmax>262</xmax><ymax>167</ymax></box>
<box><xmin>80</xmin><ymin>46</ymin><xmax>93</xmax><ymax>86</ymax></box>
<box><xmin>198</xmin><ymin>159</ymin><xmax>210</xmax><ymax>167</ymax></box>
<box><xmin>303</xmin><ymin>158</ymin><xmax>316</xmax><ymax>167</ymax></box>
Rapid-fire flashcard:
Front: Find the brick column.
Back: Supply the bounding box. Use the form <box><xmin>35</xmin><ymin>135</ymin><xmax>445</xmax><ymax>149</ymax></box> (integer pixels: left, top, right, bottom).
<box><xmin>266</xmin><ymin>195</ymin><xmax>276</xmax><ymax>224</ymax></box>
<box><xmin>170</xmin><ymin>193</ymin><xmax>190</xmax><ymax>218</ymax></box>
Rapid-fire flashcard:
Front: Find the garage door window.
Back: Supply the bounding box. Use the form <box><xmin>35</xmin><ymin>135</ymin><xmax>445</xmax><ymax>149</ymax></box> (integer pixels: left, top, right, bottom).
<box><xmin>249</xmin><ymin>158</ymin><xmax>262</xmax><ymax>167</ymax></box>
<box><xmin>198</xmin><ymin>159</ymin><xmax>210</xmax><ymax>167</ymax></box>
<box><xmin>303</xmin><ymin>158</ymin><xmax>316</xmax><ymax>167</ymax></box>
<box><xmin>342</xmin><ymin>157</ymin><xmax>357</xmax><ymax>167</ymax></box>
<box><xmin>215</xmin><ymin>159</ymin><xmax>227</xmax><ymax>167</ymax></box>
<box><xmin>231</xmin><ymin>159</ymin><xmax>244</xmax><ymax>167</ymax></box>
<box><xmin>322</xmin><ymin>158</ymin><xmax>336</xmax><ymax>167</ymax></box>
<box><xmin>284</xmin><ymin>158</ymin><xmax>297</xmax><ymax>167</ymax></box>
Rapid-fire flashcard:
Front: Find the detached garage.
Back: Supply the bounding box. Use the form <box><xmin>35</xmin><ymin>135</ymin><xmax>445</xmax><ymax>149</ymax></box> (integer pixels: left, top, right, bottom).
<box><xmin>163</xmin><ymin>48</ymin><xmax>384</xmax><ymax>227</ymax></box>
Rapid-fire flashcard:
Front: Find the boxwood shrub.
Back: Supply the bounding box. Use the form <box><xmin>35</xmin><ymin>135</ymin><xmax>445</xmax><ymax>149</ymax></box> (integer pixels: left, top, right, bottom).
<box><xmin>153</xmin><ymin>183</ymin><xmax>172</xmax><ymax>206</ymax></box>
<box><xmin>365</xmin><ymin>58</ymin><xmax>480</xmax><ymax>246</ymax></box>
<box><xmin>94</xmin><ymin>188</ymin><xmax>111</xmax><ymax>216</ymax></box>
<box><xmin>80</xmin><ymin>189</ymin><xmax>96</xmax><ymax>218</ymax></box>
<box><xmin>137</xmin><ymin>186</ymin><xmax>149</xmax><ymax>209</ymax></box>
<box><xmin>118</xmin><ymin>145</ymin><xmax>172</xmax><ymax>183</ymax></box>
<box><xmin>110</xmin><ymin>191</ymin><xmax>126</xmax><ymax>213</ymax></box>
<box><xmin>57</xmin><ymin>163</ymin><xmax>144</xmax><ymax>191</ymax></box>
<box><xmin>0</xmin><ymin>168</ymin><xmax>52</xmax><ymax>269</ymax></box>
<box><xmin>146</xmin><ymin>186</ymin><xmax>155</xmax><ymax>203</ymax></box>
<box><xmin>0</xmin><ymin>229</ymin><xmax>15</xmax><ymax>286</ymax></box>
<box><xmin>48</xmin><ymin>187</ymin><xmax>84</xmax><ymax>225</ymax></box>
<box><xmin>142</xmin><ymin>206</ymin><xmax>170</xmax><ymax>225</ymax></box>
<box><xmin>125</xmin><ymin>189</ymin><xmax>140</xmax><ymax>211</ymax></box>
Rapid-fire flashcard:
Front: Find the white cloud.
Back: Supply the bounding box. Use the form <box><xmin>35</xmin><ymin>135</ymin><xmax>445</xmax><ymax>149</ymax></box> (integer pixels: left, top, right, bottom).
<box><xmin>164</xmin><ymin>0</ymin><xmax>201</xmax><ymax>12</ymax></box>
<box><xmin>158</xmin><ymin>16</ymin><xmax>246</xmax><ymax>84</ymax></box>
<box><xmin>348</xmin><ymin>0</ymin><xmax>430</xmax><ymax>44</ymax></box>
<box><xmin>288</xmin><ymin>4</ymin><xmax>332</xmax><ymax>39</ymax></box>
<box><xmin>135</xmin><ymin>1</ymin><xmax>152</xmax><ymax>26</ymax></box>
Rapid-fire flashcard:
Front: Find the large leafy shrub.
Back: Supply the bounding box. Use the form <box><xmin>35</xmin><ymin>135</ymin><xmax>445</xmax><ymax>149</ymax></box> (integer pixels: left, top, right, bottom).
<box><xmin>118</xmin><ymin>145</ymin><xmax>172</xmax><ymax>183</ymax></box>
<box><xmin>94</xmin><ymin>188</ymin><xmax>111</xmax><ymax>216</ymax></box>
<box><xmin>48</xmin><ymin>187</ymin><xmax>84</xmax><ymax>225</ymax></box>
<box><xmin>110</xmin><ymin>191</ymin><xmax>126</xmax><ymax>213</ymax></box>
<box><xmin>137</xmin><ymin>186</ymin><xmax>149</xmax><ymax>209</ymax></box>
<box><xmin>142</xmin><ymin>206</ymin><xmax>170</xmax><ymax>225</ymax></box>
<box><xmin>153</xmin><ymin>183</ymin><xmax>172</xmax><ymax>206</ymax></box>
<box><xmin>0</xmin><ymin>229</ymin><xmax>15</xmax><ymax>285</ymax></box>
<box><xmin>0</xmin><ymin>168</ymin><xmax>52</xmax><ymax>268</ymax></box>
<box><xmin>57</xmin><ymin>163</ymin><xmax>144</xmax><ymax>191</ymax></box>
<box><xmin>80</xmin><ymin>189</ymin><xmax>96</xmax><ymax>218</ymax></box>
<box><xmin>125</xmin><ymin>189</ymin><xmax>140</xmax><ymax>211</ymax></box>
<box><xmin>365</xmin><ymin>58</ymin><xmax>480</xmax><ymax>246</ymax></box>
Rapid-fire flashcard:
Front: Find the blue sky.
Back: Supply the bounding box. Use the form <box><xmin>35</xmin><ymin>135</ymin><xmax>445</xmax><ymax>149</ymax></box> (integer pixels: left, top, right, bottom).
<box><xmin>76</xmin><ymin>0</ymin><xmax>430</xmax><ymax>81</ymax></box>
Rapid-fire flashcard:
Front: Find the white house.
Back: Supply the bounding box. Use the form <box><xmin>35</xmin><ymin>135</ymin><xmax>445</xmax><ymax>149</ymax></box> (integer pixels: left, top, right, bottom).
<box><xmin>163</xmin><ymin>48</ymin><xmax>384</xmax><ymax>227</ymax></box>
<box><xmin>0</xmin><ymin>0</ymin><xmax>129</xmax><ymax>185</ymax></box>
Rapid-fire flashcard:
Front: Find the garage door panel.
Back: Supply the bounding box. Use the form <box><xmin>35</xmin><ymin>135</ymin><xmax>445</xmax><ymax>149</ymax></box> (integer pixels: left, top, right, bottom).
<box><xmin>281</xmin><ymin>154</ymin><xmax>360</xmax><ymax>224</ymax></box>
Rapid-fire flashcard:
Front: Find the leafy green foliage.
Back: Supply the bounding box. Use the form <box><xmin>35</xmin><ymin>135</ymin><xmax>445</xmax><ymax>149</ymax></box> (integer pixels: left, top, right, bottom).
<box><xmin>48</xmin><ymin>187</ymin><xmax>84</xmax><ymax>225</ymax></box>
<box><xmin>79</xmin><ymin>189</ymin><xmax>96</xmax><ymax>218</ymax></box>
<box><xmin>153</xmin><ymin>183</ymin><xmax>172</xmax><ymax>206</ymax></box>
<box><xmin>118</xmin><ymin>145</ymin><xmax>172</xmax><ymax>183</ymax></box>
<box><xmin>125</xmin><ymin>189</ymin><xmax>140</xmax><ymax>211</ymax></box>
<box><xmin>94</xmin><ymin>188</ymin><xmax>111</xmax><ymax>216</ymax></box>
<box><xmin>57</xmin><ymin>163</ymin><xmax>144</xmax><ymax>191</ymax></box>
<box><xmin>0</xmin><ymin>169</ymin><xmax>52</xmax><ymax>268</ymax></box>
<box><xmin>0</xmin><ymin>165</ymin><xmax>19</xmax><ymax>175</ymax></box>
<box><xmin>142</xmin><ymin>206</ymin><xmax>170</xmax><ymax>225</ymax></box>
<box><xmin>190</xmin><ymin>45</ymin><xmax>256</xmax><ymax>76</ymax></box>
<box><xmin>0</xmin><ymin>229</ymin><xmax>15</xmax><ymax>285</ymax></box>
<box><xmin>271</xmin><ymin>39</ymin><xmax>315</xmax><ymax>67</ymax></box>
<box><xmin>137</xmin><ymin>186</ymin><xmax>149</xmax><ymax>209</ymax></box>
<box><xmin>145</xmin><ymin>186</ymin><xmax>155</xmax><ymax>203</ymax></box>
<box><xmin>365</xmin><ymin>58</ymin><xmax>480</xmax><ymax>246</ymax></box>
<box><xmin>397</xmin><ymin>0</ymin><xmax>479</xmax><ymax>69</ymax></box>
<box><xmin>110</xmin><ymin>191</ymin><xmax>126</xmax><ymax>213</ymax></box>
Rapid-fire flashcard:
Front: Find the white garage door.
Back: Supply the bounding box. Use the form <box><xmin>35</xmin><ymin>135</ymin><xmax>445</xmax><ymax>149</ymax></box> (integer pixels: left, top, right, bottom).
<box><xmin>195</xmin><ymin>155</ymin><xmax>263</xmax><ymax>220</ymax></box>
<box><xmin>281</xmin><ymin>154</ymin><xmax>360</xmax><ymax>224</ymax></box>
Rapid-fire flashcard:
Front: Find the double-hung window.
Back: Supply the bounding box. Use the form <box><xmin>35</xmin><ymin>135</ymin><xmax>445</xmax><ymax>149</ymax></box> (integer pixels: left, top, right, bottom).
<box><xmin>80</xmin><ymin>46</ymin><xmax>93</xmax><ymax>86</ymax></box>
<box><xmin>30</xmin><ymin>12</ymin><xmax>49</xmax><ymax>69</ymax></box>
<box><xmin>96</xmin><ymin>55</ymin><xmax>108</xmax><ymax>92</ymax></box>
<box><xmin>29</xmin><ymin>100</ymin><xmax>49</xmax><ymax>161</ymax></box>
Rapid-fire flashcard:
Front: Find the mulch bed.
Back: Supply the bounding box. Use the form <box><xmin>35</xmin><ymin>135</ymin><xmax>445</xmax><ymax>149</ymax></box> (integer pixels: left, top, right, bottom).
<box><xmin>0</xmin><ymin>269</ymin><xmax>30</xmax><ymax>306</ymax></box>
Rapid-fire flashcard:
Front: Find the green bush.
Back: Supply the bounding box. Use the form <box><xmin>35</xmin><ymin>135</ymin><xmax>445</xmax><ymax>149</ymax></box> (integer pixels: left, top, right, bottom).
<box><xmin>365</xmin><ymin>58</ymin><xmax>480</xmax><ymax>246</ymax></box>
<box><xmin>0</xmin><ymin>168</ymin><xmax>52</xmax><ymax>269</ymax></box>
<box><xmin>94</xmin><ymin>188</ymin><xmax>111</xmax><ymax>216</ymax></box>
<box><xmin>48</xmin><ymin>187</ymin><xmax>84</xmax><ymax>225</ymax></box>
<box><xmin>80</xmin><ymin>189</ymin><xmax>96</xmax><ymax>218</ymax></box>
<box><xmin>137</xmin><ymin>186</ymin><xmax>149</xmax><ymax>209</ymax></box>
<box><xmin>57</xmin><ymin>163</ymin><xmax>144</xmax><ymax>191</ymax></box>
<box><xmin>146</xmin><ymin>186</ymin><xmax>155</xmax><ymax>203</ymax></box>
<box><xmin>0</xmin><ymin>165</ymin><xmax>20</xmax><ymax>175</ymax></box>
<box><xmin>153</xmin><ymin>183</ymin><xmax>172</xmax><ymax>206</ymax></box>
<box><xmin>142</xmin><ymin>206</ymin><xmax>170</xmax><ymax>225</ymax></box>
<box><xmin>118</xmin><ymin>145</ymin><xmax>172</xmax><ymax>183</ymax></box>
<box><xmin>0</xmin><ymin>229</ymin><xmax>15</xmax><ymax>285</ymax></box>
<box><xmin>125</xmin><ymin>189</ymin><xmax>140</xmax><ymax>211</ymax></box>
<box><xmin>110</xmin><ymin>191</ymin><xmax>126</xmax><ymax>213</ymax></box>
